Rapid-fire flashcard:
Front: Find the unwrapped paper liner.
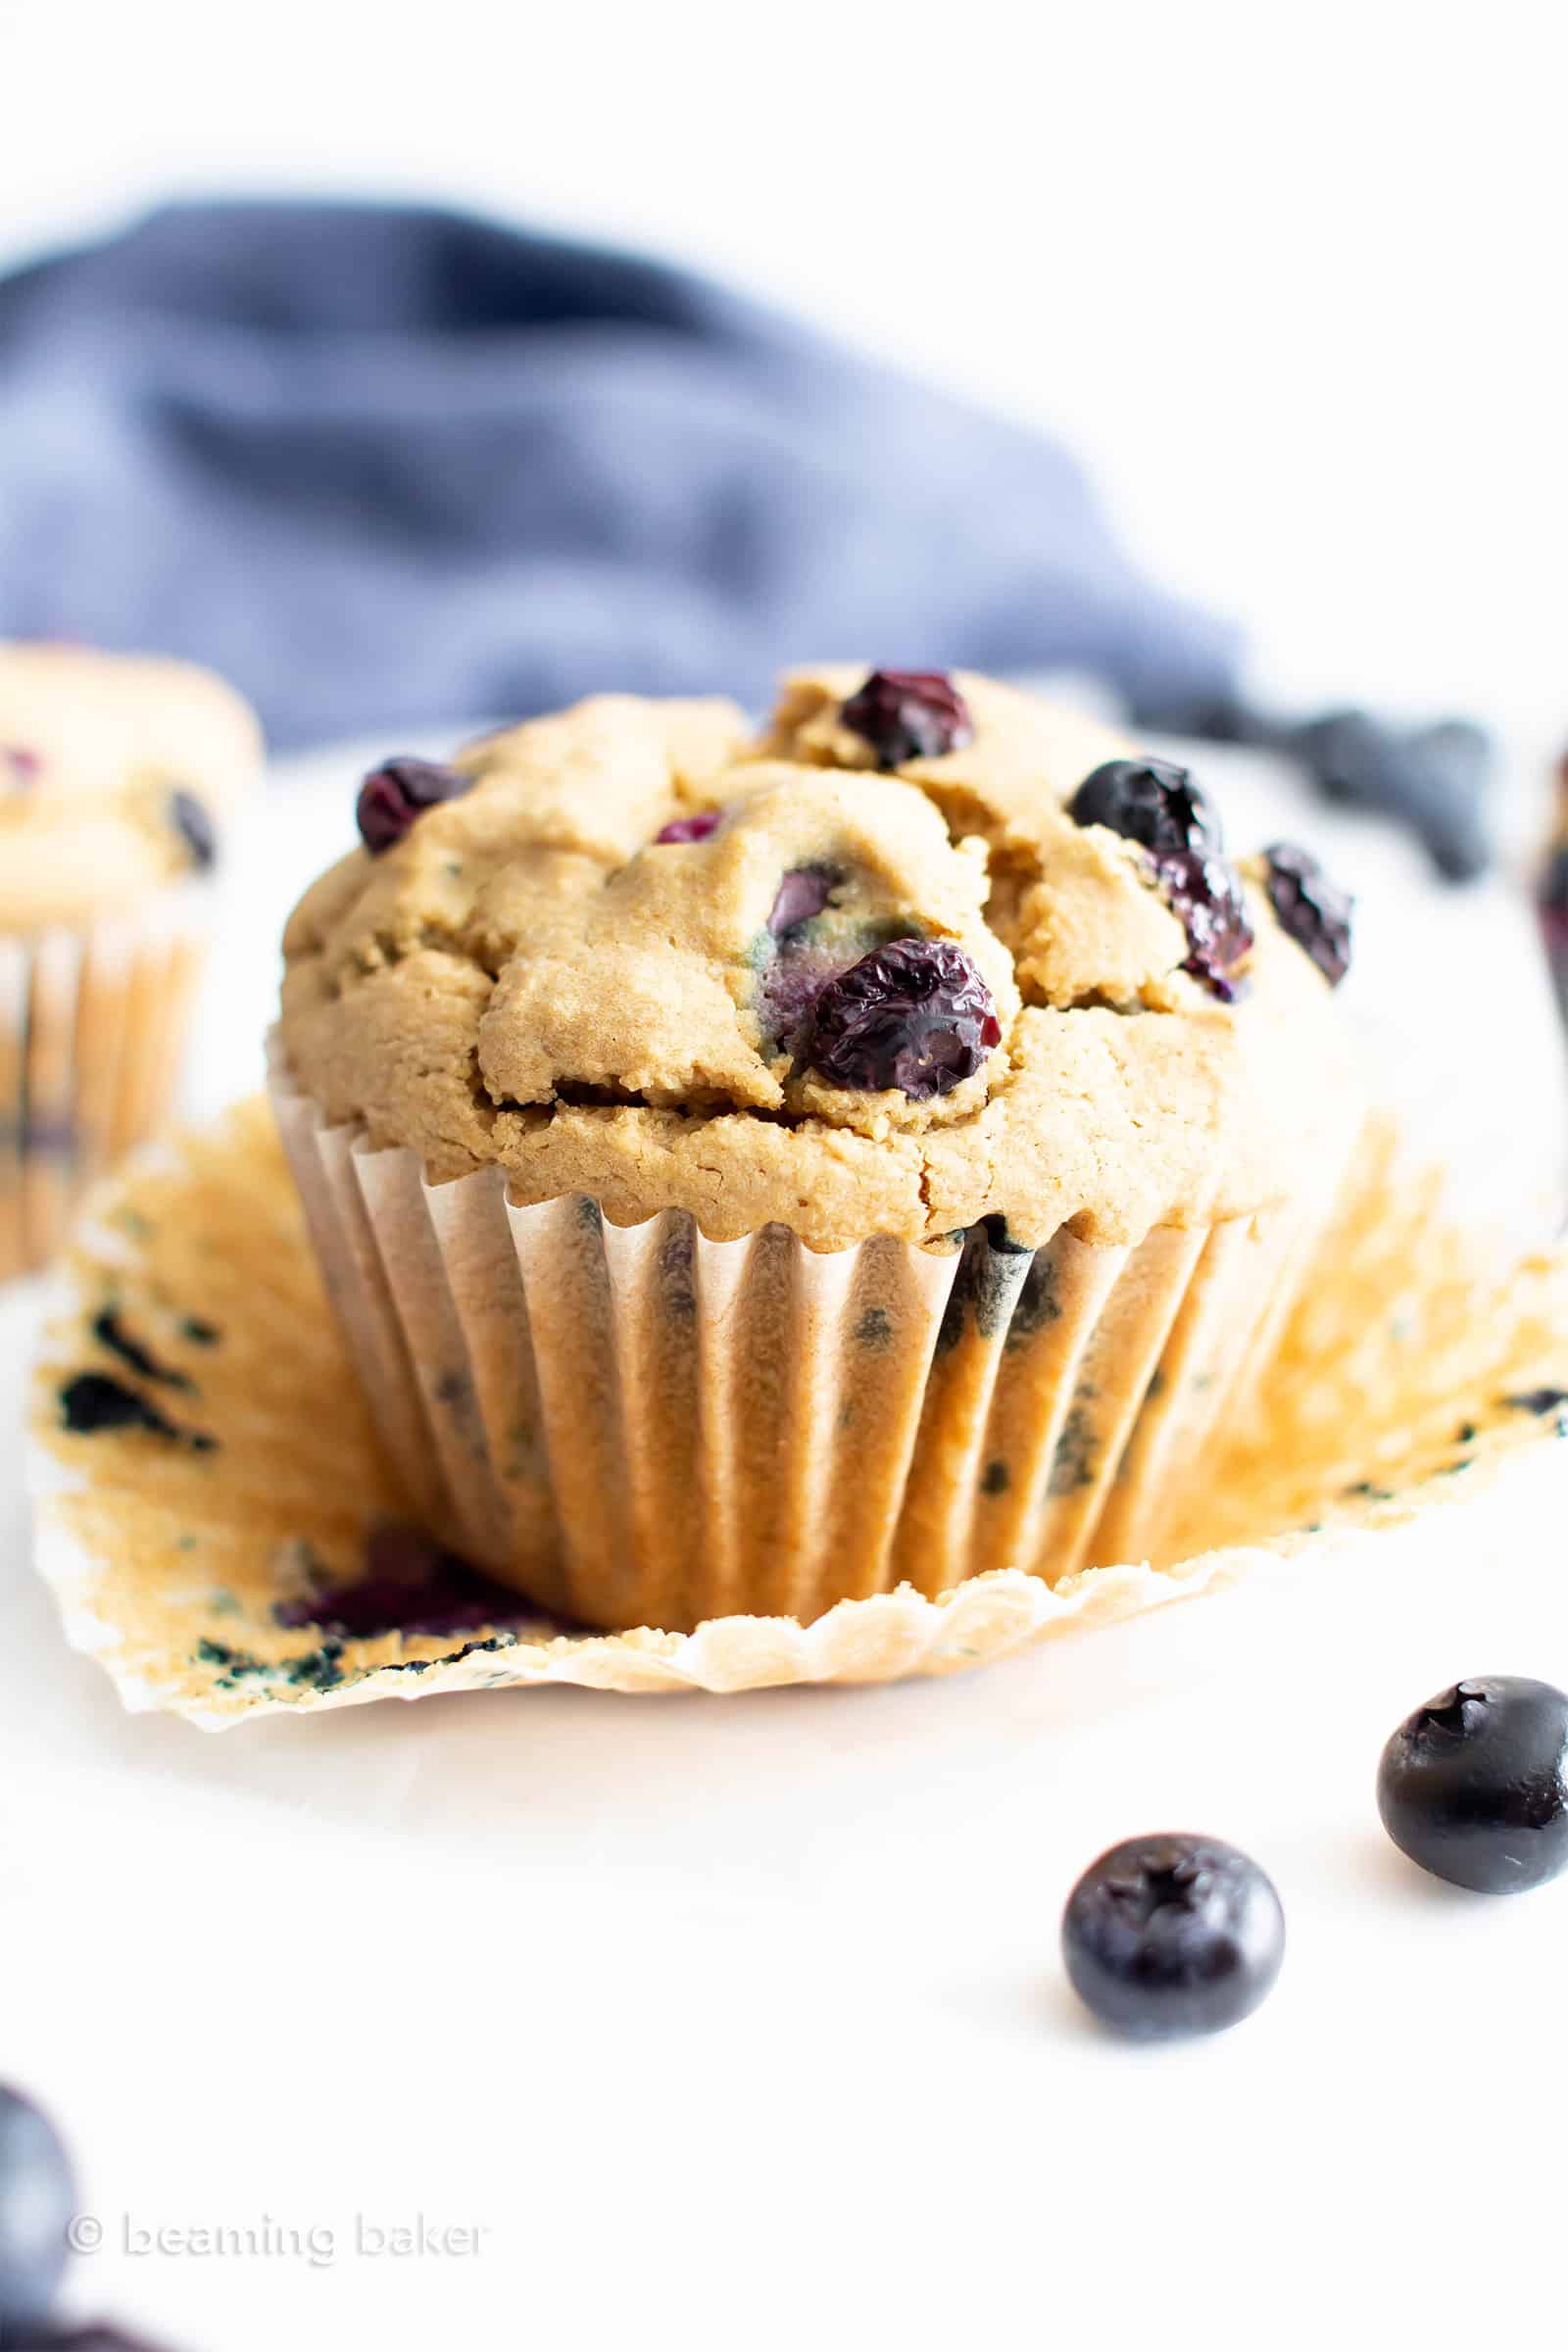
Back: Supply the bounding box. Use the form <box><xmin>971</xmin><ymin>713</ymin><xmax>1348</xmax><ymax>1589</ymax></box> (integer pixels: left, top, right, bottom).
<box><xmin>27</xmin><ymin>1096</ymin><xmax>1568</xmax><ymax>1726</ymax></box>
<box><xmin>267</xmin><ymin>1041</ymin><xmax>1341</xmax><ymax>1633</ymax></box>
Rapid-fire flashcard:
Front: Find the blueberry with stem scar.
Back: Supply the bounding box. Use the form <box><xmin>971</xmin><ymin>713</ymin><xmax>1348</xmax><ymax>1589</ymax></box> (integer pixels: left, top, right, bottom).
<box><xmin>1377</xmin><ymin>1677</ymin><xmax>1568</xmax><ymax>1892</ymax></box>
<box><xmin>1062</xmin><ymin>1834</ymin><xmax>1285</xmax><ymax>2039</ymax></box>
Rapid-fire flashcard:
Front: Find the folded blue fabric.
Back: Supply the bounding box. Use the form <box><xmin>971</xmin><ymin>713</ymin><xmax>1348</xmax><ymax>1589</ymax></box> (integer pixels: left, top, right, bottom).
<box><xmin>0</xmin><ymin>200</ymin><xmax>1236</xmax><ymax>747</ymax></box>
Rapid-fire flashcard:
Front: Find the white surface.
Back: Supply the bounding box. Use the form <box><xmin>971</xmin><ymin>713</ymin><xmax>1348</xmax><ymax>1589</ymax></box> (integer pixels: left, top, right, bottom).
<box><xmin>0</xmin><ymin>739</ymin><xmax>1566</xmax><ymax>2350</ymax></box>
<box><xmin>2</xmin><ymin>1</ymin><xmax>1566</xmax><ymax>759</ymax></box>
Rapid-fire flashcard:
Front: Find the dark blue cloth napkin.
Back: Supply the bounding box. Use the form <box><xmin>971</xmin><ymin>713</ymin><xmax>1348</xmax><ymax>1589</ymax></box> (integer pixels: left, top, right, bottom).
<box><xmin>0</xmin><ymin>200</ymin><xmax>1237</xmax><ymax>748</ymax></box>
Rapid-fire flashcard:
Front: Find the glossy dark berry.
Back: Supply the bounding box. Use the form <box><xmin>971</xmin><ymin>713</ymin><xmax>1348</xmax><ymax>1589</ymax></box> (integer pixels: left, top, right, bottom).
<box><xmin>838</xmin><ymin>670</ymin><xmax>973</xmax><ymax>767</ymax></box>
<box><xmin>0</xmin><ymin>2083</ymin><xmax>76</xmax><ymax>2337</ymax></box>
<box><xmin>767</xmin><ymin>865</ymin><xmax>836</xmax><ymax>936</ymax></box>
<box><xmin>1542</xmin><ymin>846</ymin><xmax>1568</xmax><ymax>937</ymax></box>
<box><xmin>170</xmin><ymin>789</ymin><xmax>217</xmax><ymax>871</ymax></box>
<box><xmin>654</xmin><ymin>808</ymin><xmax>722</xmax><ymax>845</ymax></box>
<box><xmin>1377</xmin><ymin>1676</ymin><xmax>1568</xmax><ymax>1893</ymax></box>
<box><xmin>1061</xmin><ymin>1834</ymin><xmax>1285</xmax><ymax>2039</ymax></box>
<box><xmin>806</xmin><ymin>937</ymin><xmax>1002</xmax><ymax>1099</ymax></box>
<box><xmin>357</xmin><ymin>756</ymin><xmax>474</xmax><ymax>854</ymax></box>
<box><xmin>1068</xmin><ymin>757</ymin><xmax>1221</xmax><ymax>858</ymax></box>
<box><xmin>1262</xmin><ymin>841</ymin><xmax>1353</xmax><ymax>986</ymax></box>
<box><xmin>1156</xmin><ymin>849</ymin><xmax>1254</xmax><ymax>999</ymax></box>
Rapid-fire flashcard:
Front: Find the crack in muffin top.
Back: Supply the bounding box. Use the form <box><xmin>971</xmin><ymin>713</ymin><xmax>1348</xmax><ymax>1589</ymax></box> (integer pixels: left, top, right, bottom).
<box><xmin>279</xmin><ymin>668</ymin><xmax>1355</xmax><ymax>1250</ymax></box>
<box><xmin>0</xmin><ymin>644</ymin><xmax>263</xmax><ymax>926</ymax></box>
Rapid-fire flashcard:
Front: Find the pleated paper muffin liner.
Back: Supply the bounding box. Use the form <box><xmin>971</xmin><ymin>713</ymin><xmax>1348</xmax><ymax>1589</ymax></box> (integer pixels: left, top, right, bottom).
<box><xmin>267</xmin><ymin>1043</ymin><xmax>1341</xmax><ymax>1633</ymax></box>
<box><xmin>0</xmin><ymin>885</ymin><xmax>210</xmax><ymax>1281</ymax></box>
<box><xmin>27</xmin><ymin>1096</ymin><xmax>1568</xmax><ymax>1727</ymax></box>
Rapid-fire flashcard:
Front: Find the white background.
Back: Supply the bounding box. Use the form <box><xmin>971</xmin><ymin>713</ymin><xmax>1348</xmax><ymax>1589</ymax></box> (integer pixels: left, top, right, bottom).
<box><xmin>2</xmin><ymin>0</ymin><xmax>1565</xmax><ymax>748</ymax></box>
<box><xmin>3</xmin><ymin>9</ymin><xmax>1568</xmax><ymax>2348</ymax></box>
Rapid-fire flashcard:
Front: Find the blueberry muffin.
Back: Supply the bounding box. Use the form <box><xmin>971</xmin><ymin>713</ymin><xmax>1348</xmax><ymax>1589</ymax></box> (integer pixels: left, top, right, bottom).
<box><xmin>1</xmin><ymin>642</ymin><xmax>262</xmax><ymax>1277</ymax></box>
<box><xmin>273</xmin><ymin>666</ymin><xmax>1358</xmax><ymax>1632</ymax></box>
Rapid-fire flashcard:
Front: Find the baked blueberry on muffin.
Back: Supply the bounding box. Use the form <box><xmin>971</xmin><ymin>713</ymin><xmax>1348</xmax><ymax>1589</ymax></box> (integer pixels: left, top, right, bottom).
<box><xmin>273</xmin><ymin>666</ymin><xmax>1356</xmax><ymax>1632</ymax></box>
<box><xmin>0</xmin><ymin>642</ymin><xmax>261</xmax><ymax>1278</ymax></box>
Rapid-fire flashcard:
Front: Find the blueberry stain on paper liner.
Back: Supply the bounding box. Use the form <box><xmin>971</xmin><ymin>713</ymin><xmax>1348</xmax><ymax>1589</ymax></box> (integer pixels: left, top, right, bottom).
<box><xmin>58</xmin><ymin>1372</ymin><xmax>215</xmax><ymax>1450</ymax></box>
<box><xmin>838</xmin><ymin>669</ymin><xmax>974</xmax><ymax>767</ymax></box>
<box><xmin>91</xmin><ymin>1305</ymin><xmax>194</xmax><ymax>1391</ymax></box>
<box><xmin>2</xmin><ymin>744</ymin><xmax>41</xmax><ymax>789</ymax></box>
<box><xmin>273</xmin><ymin>1524</ymin><xmax>530</xmax><ymax>1642</ymax></box>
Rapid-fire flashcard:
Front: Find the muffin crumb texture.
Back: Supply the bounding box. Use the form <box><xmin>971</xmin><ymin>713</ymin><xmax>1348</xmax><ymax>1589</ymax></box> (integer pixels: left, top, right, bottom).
<box><xmin>280</xmin><ymin>668</ymin><xmax>1351</xmax><ymax>1251</ymax></box>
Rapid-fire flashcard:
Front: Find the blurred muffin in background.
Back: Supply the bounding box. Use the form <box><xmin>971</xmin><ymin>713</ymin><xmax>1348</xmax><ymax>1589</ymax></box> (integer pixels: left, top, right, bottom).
<box><xmin>0</xmin><ymin>643</ymin><xmax>262</xmax><ymax>1279</ymax></box>
<box><xmin>1540</xmin><ymin>747</ymin><xmax>1568</xmax><ymax>1036</ymax></box>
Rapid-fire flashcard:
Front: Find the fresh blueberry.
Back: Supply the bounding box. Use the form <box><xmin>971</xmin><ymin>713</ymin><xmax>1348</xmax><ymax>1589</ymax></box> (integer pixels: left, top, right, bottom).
<box><xmin>0</xmin><ymin>2084</ymin><xmax>76</xmax><ymax>2337</ymax></box>
<box><xmin>1156</xmin><ymin>848</ymin><xmax>1254</xmax><ymax>999</ymax></box>
<box><xmin>356</xmin><ymin>756</ymin><xmax>474</xmax><ymax>854</ymax></box>
<box><xmin>767</xmin><ymin>865</ymin><xmax>836</xmax><ymax>937</ymax></box>
<box><xmin>806</xmin><ymin>937</ymin><xmax>1002</xmax><ymax>1099</ymax></box>
<box><xmin>1377</xmin><ymin>1676</ymin><xmax>1568</xmax><ymax>1893</ymax></box>
<box><xmin>1286</xmin><ymin>709</ymin><xmax>1493</xmax><ymax>883</ymax></box>
<box><xmin>1061</xmin><ymin>1834</ymin><xmax>1285</xmax><ymax>2039</ymax></box>
<box><xmin>170</xmin><ymin>789</ymin><xmax>217</xmax><ymax>871</ymax></box>
<box><xmin>1068</xmin><ymin>757</ymin><xmax>1221</xmax><ymax>858</ymax></box>
<box><xmin>654</xmin><ymin>808</ymin><xmax>723</xmax><ymax>845</ymax></box>
<box><xmin>838</xmin><ymin>670</ymin><xmax>973</xmax><ymax>767</ymax></box>
<box><xmin>1262</xmin><ymin>841</ymin><xmax>1353</xmax><ymax>986</ymax></box>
